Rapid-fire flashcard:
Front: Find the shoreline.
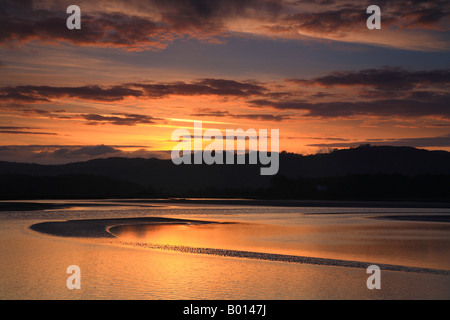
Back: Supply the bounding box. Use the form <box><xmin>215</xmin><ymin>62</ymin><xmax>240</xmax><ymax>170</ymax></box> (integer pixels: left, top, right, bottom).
<box><xmin>373</xmin><ymin>215</ymin><xmax>450</xmax><ymax>223</ymax></box>
<box><xmin>3</xmin><ymin>198</ymin><xmax>450</xmax><ymax>211</ymax></box>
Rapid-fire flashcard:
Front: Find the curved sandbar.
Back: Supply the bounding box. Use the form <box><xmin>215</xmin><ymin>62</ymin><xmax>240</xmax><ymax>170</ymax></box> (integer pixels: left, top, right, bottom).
<box><xmin>117</xmin><ymin>242</ymin><xmax>450</xmax><ymax>276</ymax></box>
<box><xmin>29</xmin><ymin>217</ymin><xmax>216</xmax><ymax>238</ymax></box>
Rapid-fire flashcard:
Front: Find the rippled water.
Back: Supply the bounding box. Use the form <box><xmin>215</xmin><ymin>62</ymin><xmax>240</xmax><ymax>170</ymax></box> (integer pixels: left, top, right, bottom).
<box><xmin>1</xmin><ymin>200</ymin><xmax>449</xmax><ymax>299</ymax></box>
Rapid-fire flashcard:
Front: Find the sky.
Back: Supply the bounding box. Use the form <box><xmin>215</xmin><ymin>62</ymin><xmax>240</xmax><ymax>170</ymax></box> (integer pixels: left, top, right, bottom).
<box><xmin>0</xmin><ymin>0</ymin><xmax>449</xmax><ymax>164</ymax></box>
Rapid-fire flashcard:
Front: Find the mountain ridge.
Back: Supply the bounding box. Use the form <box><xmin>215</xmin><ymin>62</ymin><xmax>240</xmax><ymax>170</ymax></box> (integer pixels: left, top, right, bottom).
<box><xmin>1</xmin><ymin>145</ymin><xmax>449</xmax><ymax>200</ymax></box>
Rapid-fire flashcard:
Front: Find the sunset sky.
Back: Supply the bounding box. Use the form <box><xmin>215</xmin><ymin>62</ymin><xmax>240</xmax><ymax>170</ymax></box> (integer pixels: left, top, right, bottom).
<box><xmin>1</xmin><ymin>0</ymin><xmax>449</xmax><ymax>164</ymax></box>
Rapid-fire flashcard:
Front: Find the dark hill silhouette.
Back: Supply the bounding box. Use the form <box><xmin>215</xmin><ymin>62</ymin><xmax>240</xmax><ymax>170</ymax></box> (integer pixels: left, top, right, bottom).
<box><xmin>277</xmin><ymin>145</ymin><xmax>450</xmax><ymax>177</ymax></box>
<box><xmin>0</xmin><ymin>174</ymin><xmax>148</xmax><ymax>199</ymax></box>
<box><xmin>0</xmin><ymin>145</ymin><xmax>449</xmax><ymax>200</ymax></box>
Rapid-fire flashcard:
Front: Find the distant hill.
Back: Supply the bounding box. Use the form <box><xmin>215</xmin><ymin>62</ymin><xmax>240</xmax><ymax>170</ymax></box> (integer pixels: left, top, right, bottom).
<box><xmin>0</xmin><ymin>174</ymin><xmax>148</xmax><ymax>199</ymax></box>
<box><xmin>277</xmin><ymin>145</ymin><xmax>450</xmax><ymax>177</ymax></box>
<box><xmin>0</xmin><ymin>145</ymin><xmax>449</xmax><ymax>200</ymax></box>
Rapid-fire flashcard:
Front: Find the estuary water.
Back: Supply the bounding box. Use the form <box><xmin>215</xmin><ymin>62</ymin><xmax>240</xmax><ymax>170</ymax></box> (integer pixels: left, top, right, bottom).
<box><xmin>0</xmin><ymin>200</ymin><xmax>449</xmax><ymax>299</ymax></box>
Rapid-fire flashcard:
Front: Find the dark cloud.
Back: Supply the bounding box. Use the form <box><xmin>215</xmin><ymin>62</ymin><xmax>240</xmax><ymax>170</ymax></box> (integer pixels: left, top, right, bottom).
<box><xmin>149</xmin><ymin>0</ymin><xmax>282</xmax><ymax>29</ymax></box>
<box><xmin>249</xmin><ymin>92</ymin><xmax>450</xmax><ymax>118</ymax></box>
<box><xmin>378</xmin><ymin>0</ymin><xmax>450</xmax><ymax>28</ymax></box>
<box><xmin>2</xmin><ymin>67</ymin><xmax>449</xmax><ymax>121</ymax></box>
<box><xmin>0</xmin><ymin>103</ymin><xmax>158</xmax><ymax>127</ymax></box>
<box><xmin>287</xmin><ymin>67</ymin><xmax>450</xmax><ymax>91</ymax></box>
<box><xmin>132</xmin><ymin>79</ymin><xmax>267</xmax><ymax>98</ymax></box>
<box><xmin>307</xmin><ymin>133</ymin><xmax>450</xmax><ymax>148</ymax></box>
<box><xmin>282</xmin><ymin>7</ymin><xmax>367</xmax><ymax>35</ymax></box>
<box><xmin>195</xmin><ymin>79</ymin><xmax>267</xmax><ymax>96</ymax></box>
<box><xmin>0</xmin><ymin>125</ymin><xmax>57</xmax><ymax>135</ymax></box>
<box><xmin>249</xmin><ymin>99</ymin><xmax>309</xmax><ymax>110</ymax></box>
<box><xmin>234</xmin><ymin>114</ymin><xmax>290</xmax><ymax>121</ymax></box>
<box><xmin>0</xmin><ymin>0</ymin><xmax>281</xmax><ymax>50</ymax></box>
<box><xmin>0</xmin><ymin>87</ymin><xmax>49</xmax><ymax>103</ymax></box>
<box><xmin>81</xmin><ymin>113</ymin><xmax>157</xmax><ymax>126</ymax></box>
<box><xmin>0</xmin><ymin>131</ymin><xmax>56</xmax><ymax>135</ymax></box>
<box><xmin>0</xmin><ymin>85</ymin><xmax>144</xmax><ymax>102</ymax></box>
<box><xmin>272</xmin><ymin>0</ymin><xmax>450</xmax><ymax>37</ymax></box>
<box><xmin>0</xmin><ymin>2</ymin><xmax>168</xmax><ymax>50</ymax></box>
<box><xmin>0</xmin><ymin>0</ymin><xmax>448</xmax><ymax>51</ymax></box>
<box><xmin>191</xmin><ymin>108</ymin><xmax>290</xmax><ymax>121</ymax></box>
<box><xmin>0</xmin><ymin>79</ymin><xmax>266</xmax><ymax>103</ymax></box>
<box><xmin>254</xmin><ymin>67</ymin><xmax>450</xmax><ymax>118</ymax></box>
<box><xmin>0</xmin><ymin>103</ymin><xmax>68</xmax><ymax>118</ymax></box>
<box><xmin>309</xmin><ymin>92</ymin><xmax>343</xmax><ymax>99</ymax></box>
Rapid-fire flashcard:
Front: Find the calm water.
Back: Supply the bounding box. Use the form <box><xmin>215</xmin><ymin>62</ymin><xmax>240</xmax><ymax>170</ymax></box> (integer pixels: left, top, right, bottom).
<box><xmin>0</xmin><ymin>200</ymin><xmax>449</xmax><ymax>299</ymax></box>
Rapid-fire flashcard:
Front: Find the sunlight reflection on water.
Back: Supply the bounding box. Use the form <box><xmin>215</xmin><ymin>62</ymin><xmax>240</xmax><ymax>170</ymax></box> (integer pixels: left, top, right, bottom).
<box><xmin>1</xmin><ymin>201</ymin><xmax>450</xmax><ymax>299</ymax></box>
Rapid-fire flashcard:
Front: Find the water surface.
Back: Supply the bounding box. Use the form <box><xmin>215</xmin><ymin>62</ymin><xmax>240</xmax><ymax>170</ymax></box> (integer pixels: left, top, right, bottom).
<box><xmin>1</xmin><ymin>200</ymin><xmax>449</xmax><ymax>299</ymax></box>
